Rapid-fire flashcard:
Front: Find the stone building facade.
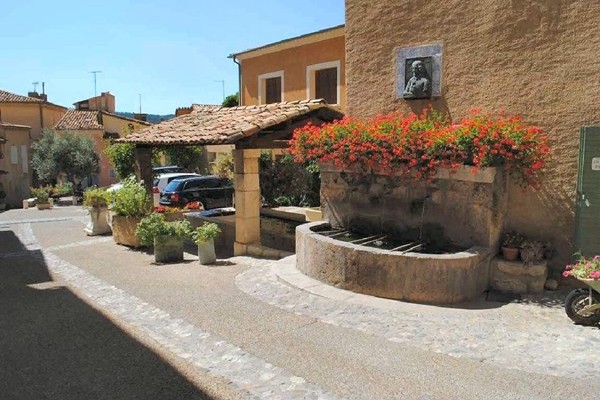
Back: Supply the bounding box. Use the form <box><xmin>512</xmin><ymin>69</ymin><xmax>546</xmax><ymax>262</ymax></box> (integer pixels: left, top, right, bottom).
<box><xmin>345</xmin><ymin>0</ymin><xmax>600</xmax><ymax>273</ymax></box>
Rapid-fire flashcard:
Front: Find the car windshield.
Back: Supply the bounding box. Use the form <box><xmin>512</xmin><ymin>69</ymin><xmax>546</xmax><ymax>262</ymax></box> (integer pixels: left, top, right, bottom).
<box><xmin>164</xmin><ymin>180</ymin><xmax>183</xmax><ymax>192</ymax></box>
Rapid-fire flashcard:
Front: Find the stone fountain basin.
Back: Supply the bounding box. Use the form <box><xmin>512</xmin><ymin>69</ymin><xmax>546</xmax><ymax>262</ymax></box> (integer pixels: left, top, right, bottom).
<box><xmin>296</xmin><ymin>222</ymin><xmax>495</xmax><ymax>304</ymax></box>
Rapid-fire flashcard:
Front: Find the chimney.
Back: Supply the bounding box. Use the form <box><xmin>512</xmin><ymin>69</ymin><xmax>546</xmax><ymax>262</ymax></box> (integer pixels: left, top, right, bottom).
<box><xmin>27</xmin><ymin>85</ymin><xmax>48</xmax><ymax>102</ymax></box>
<box><xmin>40</xmin><ymin>82</ymin><xmax>47</xmax><ymax>101</ymax></box>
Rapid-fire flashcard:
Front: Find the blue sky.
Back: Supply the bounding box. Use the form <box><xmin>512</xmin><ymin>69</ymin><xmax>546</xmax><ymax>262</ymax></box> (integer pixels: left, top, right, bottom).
<box><xmin>1</xmin><ymin>0</ymin><xmax>344</xmax><ymax>114</ymax></box>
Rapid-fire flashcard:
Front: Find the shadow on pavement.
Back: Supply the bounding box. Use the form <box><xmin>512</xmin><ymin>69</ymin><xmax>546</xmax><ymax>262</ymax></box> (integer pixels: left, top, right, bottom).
<box><xmin>0</xmin><ymin>230</ymin><xmax>212</xmax><ymax>400</ymax></box>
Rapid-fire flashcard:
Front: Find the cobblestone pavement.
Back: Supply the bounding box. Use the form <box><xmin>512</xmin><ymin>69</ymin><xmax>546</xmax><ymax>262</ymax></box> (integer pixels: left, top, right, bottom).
<box><xmin>236</xmin><ymin>257</ymin><xmax>600</xmax><ymax>380</ymax></box>
<box><xmin>9</xmin><ymin>222</ymin><xmax>341</xmax><ymax>400</ymax></box>
<box><xmin>2</xmin><ymin>208</ymin><xmax>599</xmax><ymax>399</ymax></box>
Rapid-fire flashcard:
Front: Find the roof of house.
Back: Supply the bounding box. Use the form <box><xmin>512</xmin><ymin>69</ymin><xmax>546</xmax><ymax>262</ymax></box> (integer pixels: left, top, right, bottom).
<box><xmin>229</xmin><ymin>24</ymin><xmax>345</xmax><ymax>60</ymax></box>
<box><xmin>55</xmin><ymin>110</ymin><xmax>103</xmax><ymax>130</ymax></box>
<box><xmin>0</xmin><ymin>89</ymin><xmax>68</xmax><ymax>110</ymax></box>
<box><xmin>54</xmin><ymin>110</ymin><xmax>150</xmax><ymax>130</ymax></box>
<box><xmin>73</xmin><ymin>91</ymin><xmax>115</xmax><ymax>106</ymax></box>
<box><xmin>175</xmin><ymin>104</ymin><xmax>220</xmax><ymax>116</ymax></box>
<box><xmin>0</xmin><ymin>89</ymin><xmax>43</xmax><ymax>103</ymax></box>
<box><xmin>118</xmin><ymin>99</ymin><xmax>341</xmax><ymax>146</ymax></box>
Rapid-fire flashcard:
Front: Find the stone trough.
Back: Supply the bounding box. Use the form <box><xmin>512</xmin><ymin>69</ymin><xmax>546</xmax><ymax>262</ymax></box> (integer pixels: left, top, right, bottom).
<box><xmin>297</xmin><ymin>222</ymin><xmax>495</xmax><ymax>304</ymax></box>
<box><xmin>295</xmin><ymin>164</ymin><xmax>508</xmax><ymax>304</ymax></box>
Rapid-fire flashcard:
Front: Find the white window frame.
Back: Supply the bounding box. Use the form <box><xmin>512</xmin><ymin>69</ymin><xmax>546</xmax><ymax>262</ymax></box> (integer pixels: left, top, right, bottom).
<box><xmin>10</xmin><ymin>146</ymin><xmax>18</xmax><ymax>165</ymax></box>
<box><xmin>257</xmin><ymin>70</ymin><xmax>284</xmax><ymax>105</ymax></box>
<box><xmin>306</xmin><ymin>60</ymin><xmax>341</xmax><ymax>105</ymax></box>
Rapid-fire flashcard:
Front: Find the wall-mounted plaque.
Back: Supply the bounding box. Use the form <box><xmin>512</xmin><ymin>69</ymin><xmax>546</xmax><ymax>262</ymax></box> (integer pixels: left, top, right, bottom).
<box><xmin>396</xmin><ymin>44</ymin><xmax>443</xmax><ymax>100</ymax></box>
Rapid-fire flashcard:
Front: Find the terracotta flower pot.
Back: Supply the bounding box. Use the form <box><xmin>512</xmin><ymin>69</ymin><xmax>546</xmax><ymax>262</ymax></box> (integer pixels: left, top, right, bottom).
<box><xmin>111</xmin><ymin>215</ymin><xmax>143</xmax><ymax>247</ymax></box>
<box><xmin>501</xmin><ymin>246</ymin><xmax>519</xmax><ymax>261</ymax></box>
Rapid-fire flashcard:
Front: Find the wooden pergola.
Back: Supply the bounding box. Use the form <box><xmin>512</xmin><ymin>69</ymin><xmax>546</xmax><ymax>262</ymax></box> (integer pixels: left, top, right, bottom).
<box><xmin>117</xmin><ymin>100</ymin><xmax>343</xmax><ymax>255</ymax></box>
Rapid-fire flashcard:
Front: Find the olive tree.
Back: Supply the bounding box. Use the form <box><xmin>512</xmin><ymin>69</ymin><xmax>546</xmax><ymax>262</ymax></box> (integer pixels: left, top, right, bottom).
<box><xmin>31</xmin><ymin>129</ymin><xmax>99</xmax><ymax>184</ymax></box>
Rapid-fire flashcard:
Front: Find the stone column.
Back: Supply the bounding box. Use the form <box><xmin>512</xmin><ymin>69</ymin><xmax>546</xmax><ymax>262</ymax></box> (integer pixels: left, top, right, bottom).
<box><xmin>233</xmin><ymin>149</ymin><xmax>261</xmax><ymax>256</ymax></box>
<box><xmin>134</xmin><ymin>146</ymin><xmax>153</xmax><ymax>199</ymax></box>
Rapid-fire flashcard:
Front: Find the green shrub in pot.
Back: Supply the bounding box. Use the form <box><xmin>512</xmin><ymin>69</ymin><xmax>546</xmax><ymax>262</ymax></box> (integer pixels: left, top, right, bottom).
<box><xmin>192</xmin><ymin>222</ymin><xmax>221</xmax><ymax>265</ymax></box>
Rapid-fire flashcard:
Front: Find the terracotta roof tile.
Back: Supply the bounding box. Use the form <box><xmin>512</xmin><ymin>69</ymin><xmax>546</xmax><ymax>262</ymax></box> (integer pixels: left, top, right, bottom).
<box><xmin>118</xmin><ymin>99</ymin><xmax>342</xmax><ymax>146</ymax></box>
<box><xmin>55</xmin><ymin>110</ymin><xmax>103</xmax><ymax>130</ymax></box>
<box><xmin>0</xmin><ymin>89</ymin><xmax>43</xmax><ymax>103</ymax></box>
<box><xmin>54</xmin><ymin>110</ymin><xmax>150</xmax><ymax>131</ymax></box>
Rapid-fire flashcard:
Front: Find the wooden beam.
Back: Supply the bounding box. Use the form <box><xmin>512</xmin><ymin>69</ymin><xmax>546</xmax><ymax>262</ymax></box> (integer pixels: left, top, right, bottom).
<box><xmin>236</xmin><ymin>130</ymin><xmax>292</xmax><ymax>149</ymax></box>
<box><xmin>236</xmin><ymin>139</ymin><xmax>290</xmax><ymax>149</ymax></box>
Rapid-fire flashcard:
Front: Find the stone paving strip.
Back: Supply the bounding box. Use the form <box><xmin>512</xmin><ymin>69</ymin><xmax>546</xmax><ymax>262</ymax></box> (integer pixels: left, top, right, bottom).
<box><xmin>0</xmin><ymin>216</ymin><xmax>82</xmax><ymax>226</ymax></box>
<box><xmin>235</xmin><ymin>257</ymin><xmax>600</xmax><ymax>380</ymax></box>
<box><xmin>14</xmin><ymin>223</ymin><xmax>343</xmax><ymax>400</ymax></box>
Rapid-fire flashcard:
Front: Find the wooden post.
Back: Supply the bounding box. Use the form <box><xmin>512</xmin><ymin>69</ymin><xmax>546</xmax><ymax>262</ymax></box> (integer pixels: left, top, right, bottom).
<box><xmin>233</xmin><ymin>149</ymin><xmax>261</xmax><ymax>256</ymax></box>
<box><xmin>134</xmin><ymin>146</ymin><xmax>153</xmax><ymax>200</ymax></box>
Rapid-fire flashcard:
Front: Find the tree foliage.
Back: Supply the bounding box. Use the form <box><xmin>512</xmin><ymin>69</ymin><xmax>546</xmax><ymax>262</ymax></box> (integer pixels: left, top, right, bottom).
<box><xmin>163</xmin><ymin>146</ymin><xmax>206</xmax><ymax>173</ymax></box>
<box><xmin>31</xmin><ymin>129</ymin><xmax>99</xmax><ymax>184</ymax></box>
<box><xmin>222</xmin><ymin>93</ymin><xmax>239</xmax><ymax>107</ymax></box>
<box><xmin>259</xmin><ymin>152</ymin><xmax>320</xmax><ymax>207</ymax></box>
<box><xmin>212</xmin><ymin>153</ymin><xmax>234</xmax><ymax>179</ymax></box>
<box><xmin>104</xmin><ymin>142</ymin><xmax>136</xmax><ymax>180</ymax></box>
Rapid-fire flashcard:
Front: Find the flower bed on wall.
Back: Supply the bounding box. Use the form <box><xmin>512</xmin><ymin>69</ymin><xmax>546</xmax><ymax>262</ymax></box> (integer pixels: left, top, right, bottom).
<box><xmin>289</xmin><ymin>109</ymin><xmax>550</xmax><ymax>188</ymax></box>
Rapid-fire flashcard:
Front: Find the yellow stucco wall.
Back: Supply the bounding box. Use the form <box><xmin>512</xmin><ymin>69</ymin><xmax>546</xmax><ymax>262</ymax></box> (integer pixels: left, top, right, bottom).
<box><xmin>102</xmin><ymin>113</ymin><xmax>147</xmax><ymax>135</ymax></box>
<box><xmin>0</xmin><ymin>103</ymin><xmax>66</xmax><ymax>141</ymax></box>
<box><xmin>240</xmin><ymin>36</ymin><xmax>346</xmax><ymax>111</ymax></box>
<box><xmin>42</xmin><ymin>106</ymin><xmax>68</xmax><ymax>138</ymax></box>
<box><xmin>0</xmin><ymin>127</ymin><xmax>31</xmax><ymax>207</ymax></box>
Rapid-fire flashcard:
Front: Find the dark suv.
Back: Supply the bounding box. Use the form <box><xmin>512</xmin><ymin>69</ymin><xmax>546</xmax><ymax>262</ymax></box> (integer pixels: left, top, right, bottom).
<box><xmin>159</xmin><ymin>175</ymin><xmax>234</xmax><ymax>209</ymax></box>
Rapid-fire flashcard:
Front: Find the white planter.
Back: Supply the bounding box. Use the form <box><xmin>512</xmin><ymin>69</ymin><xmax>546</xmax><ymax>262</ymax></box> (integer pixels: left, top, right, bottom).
<box><xmin>198</xmin><ymin>240</ymin><xmax>217</xmax><ymax>265</ymax></box>
<box><xmin>84</xmin><ymin>206</ymin><xmax>112</xmax><ymax>236</ymax></box>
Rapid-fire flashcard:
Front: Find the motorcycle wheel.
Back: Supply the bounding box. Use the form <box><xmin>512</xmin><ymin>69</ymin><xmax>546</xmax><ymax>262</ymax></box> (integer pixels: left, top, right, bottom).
<box><xmin>565</xmin><ymin>288</ymin><xmax>600</xmax><ymax>326</ymax></box>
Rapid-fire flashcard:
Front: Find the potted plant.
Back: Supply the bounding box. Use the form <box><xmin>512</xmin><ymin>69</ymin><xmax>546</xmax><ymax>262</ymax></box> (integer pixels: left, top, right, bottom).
<box><xmin>192</xmin><ymin>222</ymin><xmax>221</xmax><ymax>265</ymax></box>
<box><xmin>135</xmin><ymin>212</ymin><xmax>192</xmax><ymax>263</ymax></box>
<box><xmin>109</xmin><ymin>177</ymin><xmax>151</xmax><ymax>247</ymax></box>
<box><xmin>501</xmin><ymin>231</ymin><xmax>525</xmax><ymax>261</ymax></box>
<box><xmin>31</xmin><ymin>187</ymin><xmax>52</xmax><ymax>210</ymax></box>
<box><xmin>83</xmin><ymin>187</ymin><xmax>111</xmax><ymax>236</ymax></box>
<box><xmin>563</xmin><ymin>256</ymin><xmax>600</xmax><ymax>325</ymax></box>
<box><xmin>520</xmin><ymin>239</ymin><xmax>548</xmax><ymax>265</ymax></box>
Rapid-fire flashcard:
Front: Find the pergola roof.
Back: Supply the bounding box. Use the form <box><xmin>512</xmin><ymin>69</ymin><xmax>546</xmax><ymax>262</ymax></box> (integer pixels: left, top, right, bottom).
<box><xmin>118</xmin><ymin>99</ymin><xmax>342</xmax><ymax>147</ymax></box>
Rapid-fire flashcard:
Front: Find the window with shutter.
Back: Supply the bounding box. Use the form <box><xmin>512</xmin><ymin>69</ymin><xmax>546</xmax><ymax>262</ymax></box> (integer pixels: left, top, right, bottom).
<box><xmin>306</xmin><ymin>61</ymin><xmax>340</xmax><ymax>105</ymax></box>
<box><xmin>258</xmin><ymin>71</ymin><xmax>284</xmax><ymax>105</ymax></box>
<box><xmin>265</xmin><ymin>77</ymin><xmax>282</xmax><ymax>104</ymax></box>
<box><xmin>315</xmin><ymin>67</ymin><xmax>338</xmax><ymax>104</ymax></box>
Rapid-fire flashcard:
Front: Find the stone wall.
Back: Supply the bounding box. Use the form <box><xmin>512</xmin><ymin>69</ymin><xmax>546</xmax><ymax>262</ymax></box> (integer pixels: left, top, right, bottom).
<box><xmin>345</xmin><ymin>0</ymin><xmax>600</xmax><ymax>272</ymax></box>
<box><xmin>321</xmin><ymin>164</ymin><xmax>507</xmax><ymax>249</ymax></box>
<box><xmin>297</xmin><ymin>222</ymin><xmax>494</xmax><ymax>304</ymax></box>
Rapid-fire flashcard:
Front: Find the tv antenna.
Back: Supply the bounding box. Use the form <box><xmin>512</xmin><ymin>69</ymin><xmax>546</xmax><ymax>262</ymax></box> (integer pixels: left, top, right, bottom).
<box><xmin>32</xmin><ymin>82</ymin><xmax>39</xmax><ymax>92</ymax></box>
<box><xmin>214</xmin><ymin>80</ymin><xmax>225</xmax><ymax>102</ymax></box>
<box><xmin>89</xmin><ymin>70</ymin><xmax>102</xmax><ymax>97</ymax></box>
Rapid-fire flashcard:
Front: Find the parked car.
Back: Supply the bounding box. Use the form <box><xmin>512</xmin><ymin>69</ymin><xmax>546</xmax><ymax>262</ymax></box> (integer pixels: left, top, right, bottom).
<box><xmin>152</xmin><ymin>173</ymin><xmax>200</xmax><ymax>205</ymax></box>
<box><xmin>153</xmin><ymin>165</ymin><xmax>183</xmax><ymax>174</ymax></box>
<box><xmin>160</xmin><ymin>175</ymin><xmax>234</xmax><ymax>209</ymax></box>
